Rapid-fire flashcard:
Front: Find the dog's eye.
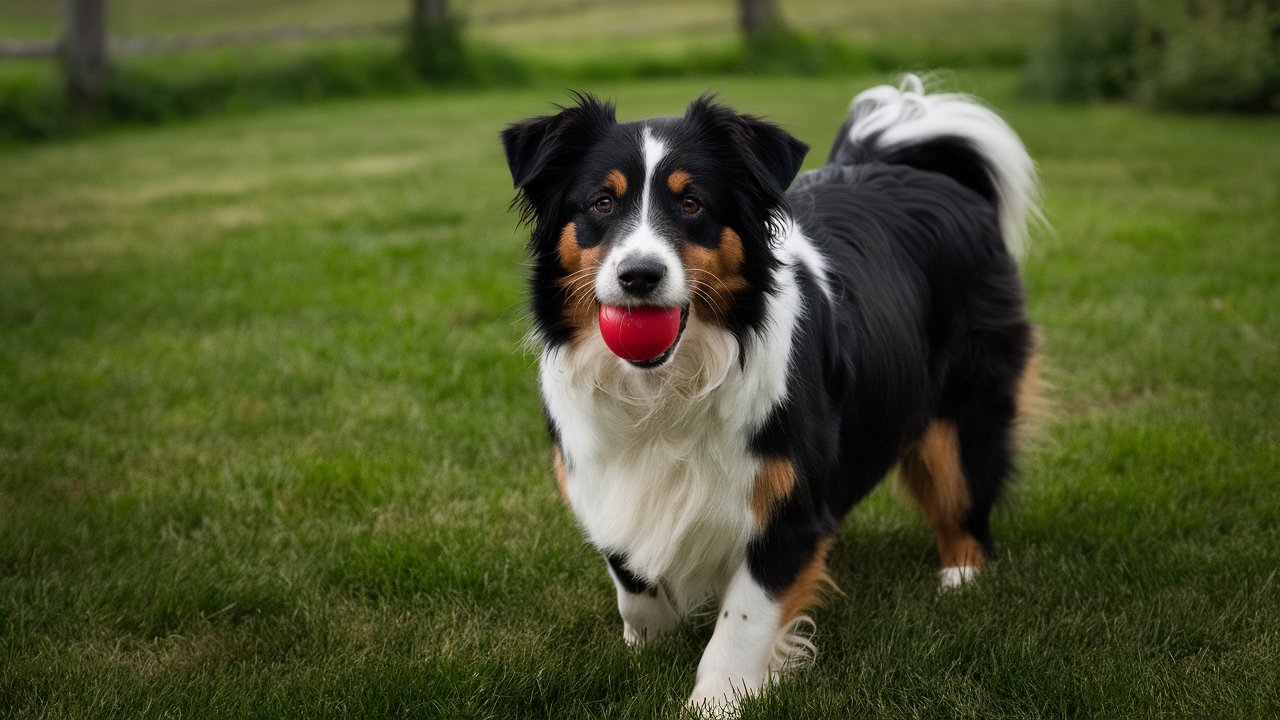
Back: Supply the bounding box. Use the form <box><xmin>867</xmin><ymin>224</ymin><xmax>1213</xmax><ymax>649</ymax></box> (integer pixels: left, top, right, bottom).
<box><xmin>593</xmin><ymin>196</ymin><xmax>614</xmax><ymax>215</ymax></box>
<box><xmin>681</xmin><ymin>196</ymin><xmax>701</xmax><ymax>215</ymax></box>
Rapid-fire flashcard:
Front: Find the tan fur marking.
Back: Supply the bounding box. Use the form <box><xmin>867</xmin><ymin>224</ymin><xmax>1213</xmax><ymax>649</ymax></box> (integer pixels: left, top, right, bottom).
<box><xmin>751</xmin><ymin>457</ymin><xmax>797</xmax><ymax>526</ymax></box>
<box><xmin>1015</xmin><ymin>332</ymin><xmax>1050</xmax><ymax>440</ymax></box>
<box><xmin>778</xmin><ymin>537</ymin><xmax>836</xmax><ymax>626</ymax></box>
<box><xmin>604</xmin><ymin>169</ymin><xmax>627</xmax><ymax>197</ymax></box>
<box><xmin>682</xmin><ymin>228</ymin><xmax>749</xmax><ymax>323</ymax></box>
<box><xmin>666</xmin><ymin>169</ymin><xmax>692</xmax><ymax>194</ymax></box>
<box><xmin>556</xmin><ymin>222</ymin><xmax>600</xmax><ymax>340</ymax></box>
<box><xmin>901</xmin><ymin>421</ymin><xmax>986</xmax><ymax>570</ymax></box>
<box><xmin>552</xmin><ymin>445</ymin><xmax>570</xmax><ymax>505</ymax></box>
<box><xmin>558</xmin><ymin>221</ymin><xmax>581</xmax><ymax>271</ymax></box>
<box><xmin>939</xmin><ymin>534</ymin><xmax>985</xmax><ymax>570</ymax></box>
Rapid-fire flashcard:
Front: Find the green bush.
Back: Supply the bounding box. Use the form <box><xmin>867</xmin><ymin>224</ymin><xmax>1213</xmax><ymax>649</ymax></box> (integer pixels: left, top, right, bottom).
<box><xmin>1024</xmin><ymin>0</ymin><xmax>1142</xmax><ymax>102</ymax></box>
<box><xmin>741</xmin><ymin>27</ymin><xmax>871</xmax><ymax>76</ymax></box>
<box><xmin>1026</xmin><ymin>0</ymin><xmax>1280</xmax><ymax>112</ymax></box>
<box><xmin>104</xmin><ymin>43</ymin><xmax>423</xmax><ymax>124</ymax></box>
<box><xmin>1139</xmin><ymin>0</ymin><xmax>1280</xmax><ymax>111</ymax></box>
<box><xmin>0</xmin><ymin>42</ymin><xmax>429</xmax><ymax>141</ymax></box>
<box><xmin>0</xmin><ymin>65</ymin><xmax>70</xmax><ymax>141</ymax></box>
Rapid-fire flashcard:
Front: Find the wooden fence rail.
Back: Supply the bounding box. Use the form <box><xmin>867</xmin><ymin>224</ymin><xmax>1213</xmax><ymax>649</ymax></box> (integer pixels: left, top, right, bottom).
<box><xmin>0</xmin><ymin>0</ymin><xmax>612</xmax><ymax>60</ymax></box>
<box><xmin>0</xmin><ymin>21</ymin><xmax>403</xmax><ymax>60</ymax></box>
<box><xmin>0</xmin><ymin>39</ymin><xmax>57</xmax><ymax>58</ymax></box>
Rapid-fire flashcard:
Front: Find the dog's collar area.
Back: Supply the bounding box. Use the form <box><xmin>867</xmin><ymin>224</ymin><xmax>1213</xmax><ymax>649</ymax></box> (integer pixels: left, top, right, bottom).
<box><xmin>627</xmin><ymin>305</ymin><xmax>689</xmax><ymax>369</ymax></box>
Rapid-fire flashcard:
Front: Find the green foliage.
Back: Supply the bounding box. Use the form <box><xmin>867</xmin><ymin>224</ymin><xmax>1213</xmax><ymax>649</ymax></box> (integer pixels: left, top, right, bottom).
<box><xmin>106</xmin><ymin>45</ymin><xmax>419</xmax><ymax>124</ymax></box>
<box><xmin>405</xmin><ymin>16</ymin><xmax>469</xmax><ymax>83</ymax></box>
<box><xmin>1026</xmin><ymin>0</ymin><xmax>1280</xmax><ymax>112</ymax></box>
<box><xmin>741</xmin><ymin>27</ymin><xmax>871</xmax><ymax>75</ymax></box>
<box><xmin>1024</xmin><ymin>0</ymin><xmax>1142</xmax><ymax>101</ymax></box>
<box><xmin>0</xmin><ymin>64</ymin><xmax>69</xmax><ymax>140</ymax></box>
<box><xmin>1137</xmin><ymin>0</ymin><xmax>1280</xmax><ymax>111</ymax></box>
<box><xmin>0</xmin><ymin>42</ymin><xmax>422</xmax><ymax>142</ymax></box>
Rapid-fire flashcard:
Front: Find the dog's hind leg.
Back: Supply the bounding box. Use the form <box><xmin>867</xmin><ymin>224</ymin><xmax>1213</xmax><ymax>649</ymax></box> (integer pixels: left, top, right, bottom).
<box><xmin>901</xmin><ymin>420</ymin><xmax>990</xmax><ymax>589</ymax></box>
<box><xmin>604</xmin><ymin>553</ymin><xmax>681</xmax><ymax>646</ymax></box>
<box><xmin>902</xmin><ymin>338</ymin><xmax>1041</xmax><ymax>590</ymax></box>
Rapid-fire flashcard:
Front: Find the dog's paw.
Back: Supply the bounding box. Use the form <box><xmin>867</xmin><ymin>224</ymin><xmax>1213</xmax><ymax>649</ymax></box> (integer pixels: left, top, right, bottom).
<box><xmin>622</xmin><ymin>614</ymin><xmax>678</xmax><ymax>646</ymax></box>
<box><xmin>938</xmin><ymin>564</ymin><xmax>980</xmax><ymax>591</ymax></box>
<box><xmin>619</xmin><ymin>587</ymin><xmax>681</xmax><ymax>646</ymax></box>
<box><xmin>686</xmin><ymin>674</ymin><xmax>761</xmax><ymax>718</ymax></box>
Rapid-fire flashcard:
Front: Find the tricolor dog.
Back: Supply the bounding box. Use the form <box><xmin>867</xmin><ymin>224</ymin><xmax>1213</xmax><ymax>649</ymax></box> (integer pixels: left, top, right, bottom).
<box><xmin>502</xmin><ymin>75</ymin><xmax>1042</xmax><ymax>713</ymax></box>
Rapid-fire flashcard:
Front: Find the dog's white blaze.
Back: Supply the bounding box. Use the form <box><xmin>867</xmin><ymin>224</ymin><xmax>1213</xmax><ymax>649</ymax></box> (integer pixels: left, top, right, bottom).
<box><xmin>595</xmin><ymin>126</ymin><xmax>687</xmax><ymax>308</ymax></box>
<box><xmin>543</xmin><ymin>258</ymin><xmax>807</xmax><ymax>613</ymax></box>
<box><xmin>640</xmin><ymin>126</ymin><xmax>664</xmax><ymax>221</ymax></box>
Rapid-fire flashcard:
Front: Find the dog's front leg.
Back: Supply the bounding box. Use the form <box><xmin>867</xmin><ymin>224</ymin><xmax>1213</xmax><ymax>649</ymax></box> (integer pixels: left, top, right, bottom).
<box><xmin>605</xmin><ymin>553</ymin><xmax>681</xmax><ymax>646</ymax></box>
<box><xmin>686</xmin><ymin>562</ymin><xmax>782</xmax><ymax>714</ymax></box>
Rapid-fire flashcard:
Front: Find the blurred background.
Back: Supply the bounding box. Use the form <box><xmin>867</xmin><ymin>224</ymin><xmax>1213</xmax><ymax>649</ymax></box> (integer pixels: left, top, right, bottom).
<box><xmin>1</xmin><ymin>0</ymin><xmax>1276</xmax><ymax>140</ymax></box>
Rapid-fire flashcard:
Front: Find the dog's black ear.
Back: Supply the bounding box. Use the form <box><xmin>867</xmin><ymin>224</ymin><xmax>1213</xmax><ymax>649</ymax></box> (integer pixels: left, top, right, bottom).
<box><xmin>683</xmin><ymin>94</ymin><xmax>809</xmax><ymax>199</ymax></box>
<box><xmin>501</xmin><ymin>93</ymin><xmax>617</xmax><ymax>200</ymax></box>
<box><xmin>737</xmin><ymin>112</ymin><xmax>809</xmax><ymax>197</ymax></box>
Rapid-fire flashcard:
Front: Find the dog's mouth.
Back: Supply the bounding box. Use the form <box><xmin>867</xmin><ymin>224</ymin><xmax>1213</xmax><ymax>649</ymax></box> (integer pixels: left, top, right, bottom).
<box><xmin>597</xmin><ymin>304</ymin><xmax>690</xmax><ymax>369</ymax></box>
<box><xmin>627</xmin><ymin>306</ymin><xmax>689</xmax><ymax>369</ymax></box>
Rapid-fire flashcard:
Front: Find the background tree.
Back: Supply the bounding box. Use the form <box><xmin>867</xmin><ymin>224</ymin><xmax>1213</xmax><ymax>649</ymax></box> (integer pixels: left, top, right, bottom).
<box><xmin>62</xmin><ymin>0</ymin><xmax>108</xmax><ymax>114</ymax></box>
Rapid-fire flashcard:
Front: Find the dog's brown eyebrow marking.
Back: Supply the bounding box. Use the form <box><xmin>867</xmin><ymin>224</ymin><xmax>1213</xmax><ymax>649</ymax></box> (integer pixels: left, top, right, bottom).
<box><xmin>667</xmin><ymin>170</ymin><xmax>692</xmax><ymax>194</ymax></box>
<box><xmin>604</xmin><ymin>169</ymin><xmax>627</xmax><ymax>197</ymax></box>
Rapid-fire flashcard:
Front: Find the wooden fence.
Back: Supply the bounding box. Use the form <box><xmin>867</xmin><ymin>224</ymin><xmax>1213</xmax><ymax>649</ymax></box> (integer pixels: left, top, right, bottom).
<box><xmin>0</xmin><ymin>0</ymin><xmax>612</xmax><ymax>60</ymax></box>
<box><xmin>0</xmin><ymin>0</ymin><xmax>774</xmax><ymax>111</ymax></box>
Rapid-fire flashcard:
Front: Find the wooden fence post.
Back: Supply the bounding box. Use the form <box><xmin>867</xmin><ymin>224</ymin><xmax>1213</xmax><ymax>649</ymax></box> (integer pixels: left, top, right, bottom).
<box><xmin>739</xmin><ymin>0</ymin><xmax>780</xmax><ymax>37</ymax></box>
<box><xmin>406</xmin><ymin>0</ymin><xmax>461</xmax><ymax>80</ymax></box>
<box><xmin>62</xmin><ymin>0</ymin><xmax>108</xmax><ymax>113</ymax></box>
<box><xmin>410</xmin><ymin>0</ymin><xmax>448</xmax><ymax>31</ymax></box>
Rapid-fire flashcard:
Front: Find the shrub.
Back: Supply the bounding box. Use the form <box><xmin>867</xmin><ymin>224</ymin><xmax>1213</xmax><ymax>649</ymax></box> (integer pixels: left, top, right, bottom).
<box><xmin>1024</xmin><ymin>0</ymin><xmax>1142</xmax><ymax>102</ymax></box>
<box><xmin>1137</xmin><ymin>0</ymin><xmax>1280</xmax><ymax>112</ymax></box>
<box><xmin>741</xmin><ymin>27</ymin><xmax>871</xmax><ymax>76</ymax></box>
<box><xmin>1026</xmin><ymin>0</ymin><xmax>1280</xmax><ymax>112</ymax></box>
<box><xmin>0</xmin><ymin>65</ymin><xmax>70</xmax><ymax>141</ymax></box>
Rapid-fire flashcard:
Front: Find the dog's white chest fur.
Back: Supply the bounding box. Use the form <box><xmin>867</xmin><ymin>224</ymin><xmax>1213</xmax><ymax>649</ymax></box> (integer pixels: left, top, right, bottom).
<box><xmin>540</xmin><ymin>267</ymin><xmax>804</xmax><ymax>612</ymax></box>
<box><xmin>542</xmin><ymin>321</ymin><xmax>755</xmax><ymax>608</ymax></box>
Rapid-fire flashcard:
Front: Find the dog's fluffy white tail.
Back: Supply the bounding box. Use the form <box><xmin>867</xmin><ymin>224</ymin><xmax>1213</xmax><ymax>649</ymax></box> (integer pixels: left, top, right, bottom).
<box><xmin>830</xmin><ymin>74</ymin><xmax>1042</xmax><ymax>260</ymax></box>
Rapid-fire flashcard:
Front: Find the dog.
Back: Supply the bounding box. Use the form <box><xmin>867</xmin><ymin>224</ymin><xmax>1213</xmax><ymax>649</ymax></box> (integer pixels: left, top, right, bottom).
<box><xmin>501</xmin><ymin>75</ymin><xmax>1042</xmax><ymax>714</ymax></box>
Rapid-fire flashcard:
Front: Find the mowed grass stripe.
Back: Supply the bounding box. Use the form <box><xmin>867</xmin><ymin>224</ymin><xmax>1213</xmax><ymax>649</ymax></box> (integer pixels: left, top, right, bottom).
<box><xmin>2</xmin><ymin>73</ymin><xmax>1278</xmax><ymax>718</ymax></box>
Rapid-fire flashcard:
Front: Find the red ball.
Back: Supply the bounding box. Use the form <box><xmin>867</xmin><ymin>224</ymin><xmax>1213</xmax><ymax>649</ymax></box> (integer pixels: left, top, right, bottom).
<box><xmin>598</xmin><ymin>304</ymin><xmax>682</xmax><ymax>362</ymax></box>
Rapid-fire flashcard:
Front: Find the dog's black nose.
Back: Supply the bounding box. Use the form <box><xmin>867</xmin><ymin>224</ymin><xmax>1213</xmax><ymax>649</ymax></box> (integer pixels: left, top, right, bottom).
<box><xmin>617</xmin><ymin>257</ymin><xmax>666</xmax><ymax>297</ymax></box>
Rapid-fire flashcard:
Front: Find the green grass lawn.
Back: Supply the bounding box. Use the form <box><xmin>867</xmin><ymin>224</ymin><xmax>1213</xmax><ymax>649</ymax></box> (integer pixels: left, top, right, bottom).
<box><xmin>2</xmin><ymin>71</ymin><xmax>1278</xmax><ymax>718</ymax></box>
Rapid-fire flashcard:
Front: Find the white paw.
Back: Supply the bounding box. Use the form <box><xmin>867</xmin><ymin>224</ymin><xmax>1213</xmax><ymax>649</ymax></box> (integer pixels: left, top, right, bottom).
<box><xmin>620</xmin><ymin>589</ymin><xmax>681</xmax><ymax>646</ymax></box>
<box><xmin>939</xmin><ymin>565</ymin><xmax>980</xmax><ymax>591</ymax></box>
<box><xmin>687</xmin><ymin>673</ymin><xmax>764</xmax><ymax>718</ymax></box>
<box><xmin>621</xmin><ymin>613</ymin><xmax>679</xmax><ymax>646</ymax></box>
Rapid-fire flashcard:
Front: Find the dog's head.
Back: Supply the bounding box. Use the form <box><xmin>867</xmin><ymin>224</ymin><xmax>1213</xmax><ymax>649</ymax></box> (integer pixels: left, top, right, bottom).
<box><xmin>503</xmin><ymin>94</ymin><xmax>808</xmax><ymax>367</ymax></box>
